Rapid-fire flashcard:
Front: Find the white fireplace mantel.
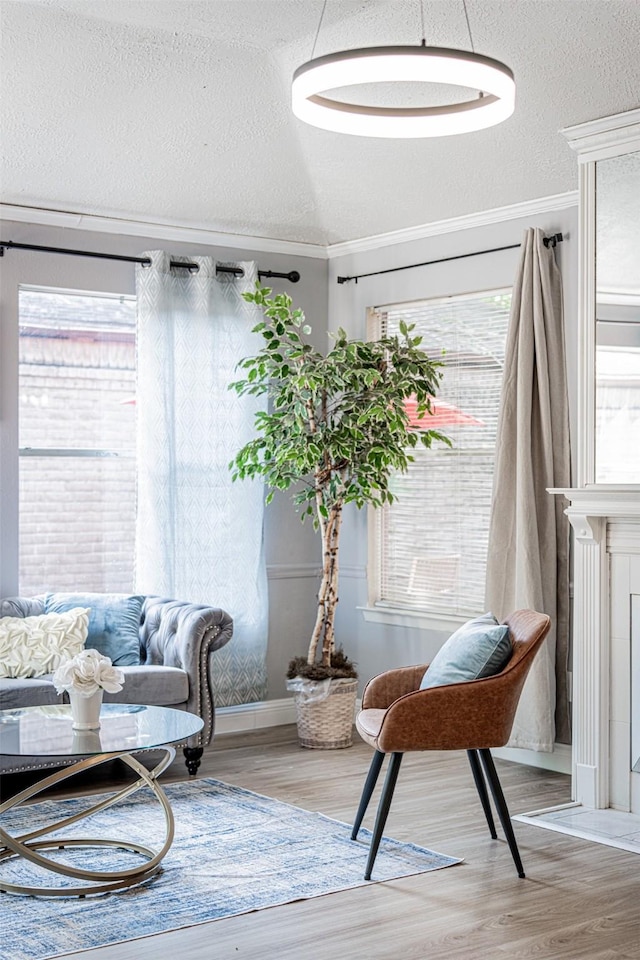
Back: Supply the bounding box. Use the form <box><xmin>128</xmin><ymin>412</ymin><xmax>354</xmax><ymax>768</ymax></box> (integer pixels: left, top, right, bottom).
<box><xmin>536</xmin><ymin>110</ymin><xmax>640</xmax><ymax>840</ymax></box>
<box><xmin>550</xmin><ymin>487</ymin><xmax>640</xmax><ymax>811</ymax></box>
<box><xmin>551</xmin><ymin>486</ymin><xmax>640</xmax><ymax>544</ymax></box>
<box><xmin>550</xmin><ymin>487</ymin><xmax>640</xmax><ymax>523</ymax></box>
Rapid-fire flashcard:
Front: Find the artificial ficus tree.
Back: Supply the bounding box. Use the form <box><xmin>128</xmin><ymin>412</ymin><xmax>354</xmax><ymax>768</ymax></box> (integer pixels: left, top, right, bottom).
<box><xmin>230</xmin><ymin>284</ymin><xmax>450</xmax><ymax>680</ymax></box>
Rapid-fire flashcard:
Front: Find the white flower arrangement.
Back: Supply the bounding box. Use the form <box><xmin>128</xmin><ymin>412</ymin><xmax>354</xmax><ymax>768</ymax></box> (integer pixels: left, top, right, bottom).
<box><xmin>53</xmin><ymin>648</ymin><xmax>125</xmax><ymax>698</ymax></box>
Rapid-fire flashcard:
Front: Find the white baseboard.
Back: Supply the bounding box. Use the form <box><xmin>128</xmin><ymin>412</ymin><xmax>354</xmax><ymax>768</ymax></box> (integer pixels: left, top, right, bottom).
<box><xmin>216</xmin><ymin>700</ymin><xmax>573</xmax><ymax>776</ymax></box>
<box><xmin>215</xmin><ymin>698</ymin><xmax>297</xmax><ymax>735</ymax></box>
<box><xmin>492</xmin><ymin>742</ymin><xmax>572</xmax><ymax>775</ymax></box>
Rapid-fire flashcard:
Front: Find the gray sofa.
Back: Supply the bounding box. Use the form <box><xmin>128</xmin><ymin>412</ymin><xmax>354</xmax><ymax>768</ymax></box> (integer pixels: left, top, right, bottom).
<box><xmin>0</xmin><ymin>594</ymin><xmax>233</xmax><ymax>777</ymax></box>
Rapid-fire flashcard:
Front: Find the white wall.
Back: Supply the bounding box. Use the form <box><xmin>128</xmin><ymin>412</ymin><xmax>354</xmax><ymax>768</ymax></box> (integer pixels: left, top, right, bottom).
<box><xmin>0</xmin><ymin>218</ymin><xmax>328</xmax><ymax>700</ymax></box>
<box><xmin>327</xmin><ymin>203</ymin><xmax>579</xmax><ymax>690</ymax></box>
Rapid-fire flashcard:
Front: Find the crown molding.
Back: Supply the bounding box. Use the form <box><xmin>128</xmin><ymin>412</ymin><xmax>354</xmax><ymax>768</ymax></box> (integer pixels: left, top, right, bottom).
<box><xmin>0</xmin><ymin>203</ymin><xmax>328</xmax><ymax>260</ymax></box>
<box><xmin>1</xmin><ymin>190</ymin><xmax>581</xmax><ymax>264</ymax></box>
<box><xmin>325</xmin><ymin>191</ymin><xmax>578</xmax><ymax>259</ymax></box>
<box><xmin>561</xmin><ymin>108</ymin><xmax>640</xmax><ymax>163</ymax></box>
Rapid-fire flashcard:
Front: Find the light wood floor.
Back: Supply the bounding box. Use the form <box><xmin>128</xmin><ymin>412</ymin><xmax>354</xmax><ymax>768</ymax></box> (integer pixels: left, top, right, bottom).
<box><xmin>7</xmin><ymin>726</ymin><xmax>640</xmax><ymax>960</ymax></box>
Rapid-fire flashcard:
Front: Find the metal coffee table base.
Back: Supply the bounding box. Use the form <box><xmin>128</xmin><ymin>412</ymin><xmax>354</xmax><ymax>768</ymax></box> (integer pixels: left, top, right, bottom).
<box><xmin>0</xmin><ymin>748</ymin><xmax>176</xmax><ymax>897</ymax></box>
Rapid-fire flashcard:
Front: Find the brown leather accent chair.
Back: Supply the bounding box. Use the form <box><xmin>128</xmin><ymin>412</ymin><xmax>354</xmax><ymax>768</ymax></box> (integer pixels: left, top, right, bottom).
<box><xmin>352</xmin><ymin>609</ymin><xmax>552</xmax><ymax>880</ymax></box>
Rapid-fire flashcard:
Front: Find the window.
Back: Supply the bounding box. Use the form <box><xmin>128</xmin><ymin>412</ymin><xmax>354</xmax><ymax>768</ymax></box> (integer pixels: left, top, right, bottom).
<box><xmin>18</xmin><ymin>288</ymin><xmax>136</xmax><ymax>595</ymax></box>
<box><xmin>369</xmin><ymin>289</ymin><xmax>511</xmax><ymax>620</ymax></box>
<box><xmin>595</xmin><ymin>300</ymin><xmax>640</xmax><ymax>482</ymax></box>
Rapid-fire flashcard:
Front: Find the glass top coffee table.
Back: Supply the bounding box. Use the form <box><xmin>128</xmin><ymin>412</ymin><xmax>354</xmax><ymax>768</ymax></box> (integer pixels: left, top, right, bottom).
<box><xmin>0</xmin><ymin>703</ymin><xmax>204</xmax><ymax>897</ymax></box>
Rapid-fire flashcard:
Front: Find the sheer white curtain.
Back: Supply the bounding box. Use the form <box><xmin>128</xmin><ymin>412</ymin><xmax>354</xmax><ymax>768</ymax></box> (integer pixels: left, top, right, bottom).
<box><xmin>485</xmin><ymin>229</ymin><xmax>570</xmax><ymax>751</ymax></box>
<box><xmin>135</xmin><ymin>252</ymin><xmax>268</xmax><ymax>706</ymax></box>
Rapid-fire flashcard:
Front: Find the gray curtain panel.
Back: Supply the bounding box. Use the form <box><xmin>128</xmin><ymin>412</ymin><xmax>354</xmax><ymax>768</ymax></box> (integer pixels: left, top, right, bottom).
<box><xmin>485</xmin><ymin>228</ymin><xmax>571</xmax><ymax>751</ymax></box>
<box><xmin>135</xmin><ymin>252</ymin><xmax>268</xmax><ymax>706</ymax></box>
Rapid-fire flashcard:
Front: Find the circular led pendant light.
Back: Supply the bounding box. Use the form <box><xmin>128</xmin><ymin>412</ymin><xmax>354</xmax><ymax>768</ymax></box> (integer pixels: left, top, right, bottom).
<box><xmin>292</xmin><ymin>2</ymin><xmax>515</xmax><ymax>138</ymax></box>
<box><xmin>292</xmin><ymin>45</ymin><xmax>515</xmax><ymax>138</ymax></box>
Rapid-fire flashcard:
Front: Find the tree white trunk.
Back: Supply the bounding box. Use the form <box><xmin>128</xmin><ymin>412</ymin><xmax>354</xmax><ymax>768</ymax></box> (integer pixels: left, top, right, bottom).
<box><xmin>307</xmin><ymin>504</ymin><xmax>342</xmax><ymax>666</ymax></box>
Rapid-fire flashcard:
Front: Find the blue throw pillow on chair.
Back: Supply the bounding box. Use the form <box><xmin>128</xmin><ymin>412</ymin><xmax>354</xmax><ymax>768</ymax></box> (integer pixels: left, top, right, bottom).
<box><xmin>420</xmin><ymin>613</ymin><xmax>511</xmax><ymax>689</ymax></box>
<box><xmin>44</xmin><ymin>593</ymin><xmax>144</xmax><ymax>666</ymax></box>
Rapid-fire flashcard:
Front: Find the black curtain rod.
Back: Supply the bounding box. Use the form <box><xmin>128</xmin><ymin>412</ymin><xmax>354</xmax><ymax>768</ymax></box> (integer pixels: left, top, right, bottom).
<box><xmin>336</xmin><ymin>233</ymin><xmax>564</xmax><ymax>284</ymax></box>
<box><xmin>0</xmin><ymin>240</ymin><xmax>301</xmax><ymax>284</ymax></box>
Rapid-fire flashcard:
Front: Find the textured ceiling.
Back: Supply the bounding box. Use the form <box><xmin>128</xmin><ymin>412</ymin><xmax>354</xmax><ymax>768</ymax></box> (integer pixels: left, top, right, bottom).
<box><xmin>1</xmin><ymin>0</ymin><xmax>640</xmax><ymax>246</ymax></box>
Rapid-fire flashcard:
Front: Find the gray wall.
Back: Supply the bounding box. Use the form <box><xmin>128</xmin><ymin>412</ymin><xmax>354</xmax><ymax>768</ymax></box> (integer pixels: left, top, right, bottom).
<box><xmin>327</xmin><ymin>205</ymin><xmax>579</xmax><ymax>690</ymax></box>
<box><xmin>0</xmin><ymin>219</ymin><xmax>328</xmax><ymax>700</ymax></box>
<box><xmin>0</xmin><ymin>206</ymin><xmax>579</xmax><ymax>703</ymax></box>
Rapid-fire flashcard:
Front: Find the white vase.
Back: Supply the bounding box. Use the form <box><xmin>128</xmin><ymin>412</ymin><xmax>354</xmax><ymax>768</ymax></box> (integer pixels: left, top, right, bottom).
<box><xmin>69</xmin><ymin>688</ymin><xmax>104</xmax><ymax>730</ymax></box>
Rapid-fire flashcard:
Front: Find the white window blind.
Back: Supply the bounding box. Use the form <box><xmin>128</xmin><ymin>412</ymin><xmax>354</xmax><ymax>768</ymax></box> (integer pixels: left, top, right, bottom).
<box><xmin>371</xmin><ymin>289</ymin><xmax>511</xmax><ymax>618</ymax></box>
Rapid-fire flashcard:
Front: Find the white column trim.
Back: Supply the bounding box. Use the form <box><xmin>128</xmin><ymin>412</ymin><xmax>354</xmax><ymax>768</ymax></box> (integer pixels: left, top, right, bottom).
<box><xmin>576</xmin><ymin>161</ymin><xmax>596</xmax><ymax>487</ymax></box>
<box><xmin>551</xmin><ymin>488</ymin><xmax>640</xmax><ymax>808</ymax></box>
<box><xmin>565</xmin><ymin>509</ymin><xmax>609</xmax><ymax>808</ymax></box>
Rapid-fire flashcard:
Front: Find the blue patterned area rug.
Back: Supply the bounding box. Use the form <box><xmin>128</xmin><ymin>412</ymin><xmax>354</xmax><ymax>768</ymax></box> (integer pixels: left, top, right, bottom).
<box><xmin>0</xmin><ymin>778</ymin><xmax>461</xmax><ymax>960</ymax></box>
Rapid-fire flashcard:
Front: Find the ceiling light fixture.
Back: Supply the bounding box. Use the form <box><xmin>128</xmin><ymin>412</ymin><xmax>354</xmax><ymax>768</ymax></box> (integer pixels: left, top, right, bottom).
<box><xmin>292</xmin><ymin>1</ymin><xmax>515</xmax><ymax>138</ymax></box>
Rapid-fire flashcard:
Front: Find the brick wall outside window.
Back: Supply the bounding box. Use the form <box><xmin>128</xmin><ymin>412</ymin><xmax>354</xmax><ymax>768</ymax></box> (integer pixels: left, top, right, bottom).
<box><xmin>18</xmin><ymin>290</ymin><xmax>137</xmax><ymax>597</ymax></box>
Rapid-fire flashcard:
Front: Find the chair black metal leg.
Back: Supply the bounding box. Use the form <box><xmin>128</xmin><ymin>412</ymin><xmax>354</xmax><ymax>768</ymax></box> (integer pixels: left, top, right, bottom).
<box><xmin>467</xmin><ymin>749</ymin><xmax>497</xmax><ymax>839</ymax></box>
<box><xmin>364</xmin><ymin>752</ymin><xmax>403</xmax><ymax>881</ymax></box>
<box><xmin>479</xmin><ymin>749</ymin><xmax>525</xmax><ymax>878</ymax></box>
<box><xmin>352</xmin><ymin>749</ymin><xmax>385</xmax><ymax>840</ymax></box>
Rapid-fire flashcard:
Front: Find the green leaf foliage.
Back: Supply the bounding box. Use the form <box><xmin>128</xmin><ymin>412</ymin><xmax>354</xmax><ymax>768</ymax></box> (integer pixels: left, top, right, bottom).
<box><xmin>230</xmin><ymin>283</ymin><xmax>453</xmax><ymax>672</ymax></box>
<box><xmin>230</xmin><ymin>283</ymin><xmax>451</xmax><ymax>519</ymax></box>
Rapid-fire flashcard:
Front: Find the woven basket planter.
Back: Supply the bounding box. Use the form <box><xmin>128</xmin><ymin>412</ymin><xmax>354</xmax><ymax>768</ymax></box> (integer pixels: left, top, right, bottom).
<box><xmin>293</xmin><ymin>678</ymin><xmax>358</xmax><ymax>750</ymax></box>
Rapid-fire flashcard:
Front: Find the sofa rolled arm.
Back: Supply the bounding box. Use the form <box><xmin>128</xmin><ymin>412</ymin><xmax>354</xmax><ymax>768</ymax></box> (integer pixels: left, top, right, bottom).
<box><xmin>140</xmin><ymin>597</ymin><xmax>233</xmax><ymax>746</ymax></box>
<box><xmin>362</xmin><ymin>663</ymin><xmax>428</xmax><ymax>710</ymax></box>
<box><xmin>0</xmin><ymin>597</ymin><xmax>46</xmax><ymax>619</ymax></box>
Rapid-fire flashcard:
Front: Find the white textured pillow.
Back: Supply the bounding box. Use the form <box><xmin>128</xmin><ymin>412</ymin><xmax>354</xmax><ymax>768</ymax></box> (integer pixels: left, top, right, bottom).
<box><xmin>0</xmin><ymin>608</ymin><xmax>90</xmax><ymax>679</ymax></box>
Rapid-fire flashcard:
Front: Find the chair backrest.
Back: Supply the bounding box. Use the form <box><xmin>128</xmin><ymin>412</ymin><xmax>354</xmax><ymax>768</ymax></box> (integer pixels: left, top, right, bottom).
<box><xmin>375</xmin><ymin>609</ymin><xmax>552</xmax><ymax>753</ymax></box>
<box><xmin>475</xmin><ymin>608</ymin><xmax>552</xmax><ymax>747</ymax></box>
<box><xmin>502</xmin><ymin>609</ymin><xmax>551</xmax><ymax>679</ymax></box>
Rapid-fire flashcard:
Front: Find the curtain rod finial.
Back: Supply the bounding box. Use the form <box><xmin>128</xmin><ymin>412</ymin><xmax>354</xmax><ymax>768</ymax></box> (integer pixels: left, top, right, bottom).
<box><xmin>543</xmin><ymin>233</ymin><xmax>564</xmax><ymax>249</ymax></box>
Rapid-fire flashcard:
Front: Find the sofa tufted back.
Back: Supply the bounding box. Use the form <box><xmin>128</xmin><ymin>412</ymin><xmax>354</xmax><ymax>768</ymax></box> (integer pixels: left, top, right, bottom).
<box><xmin>0</xmin><ymin>597</ymin><xmax>47</xmax><ymax>619</ymax></box>
<box><xmin>1</xmin><ymin>595</ymin><xmax>149</xmax><ymax>660</ymax></box>
<box><xmin>140</xmin><ymin>596</ymin><xmax>232</xmax><ymax>668</ymax></box>
<box><xmin>1</xmin><ymin>595</ymin><xmax>233</xmax><ymax>671</ymax></box>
